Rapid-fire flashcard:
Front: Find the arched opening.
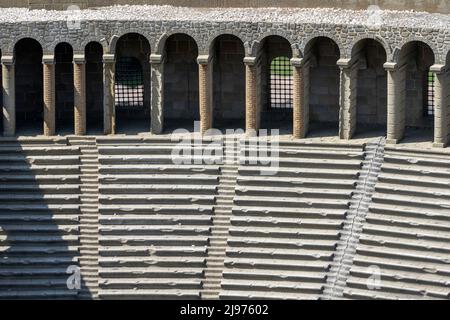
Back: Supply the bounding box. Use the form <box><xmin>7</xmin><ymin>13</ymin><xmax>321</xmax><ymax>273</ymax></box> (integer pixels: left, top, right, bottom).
<box><xmin>163</xmin><ymin>34</ymin><xmax>199</xmax><ymax>132</ymax></box>
<box><xmin>258</xmin><ymin>35</ymin><xmax>293</xmax><ymax>133</ymax></box>
<box><xmin>212</xmin><ymin>34</ymin><xmax>246</xmax><ymax>131</ymax></box>
<box><xmin>14</xmin><ymin>38</ymin><xmax>43</xmax><ymax>135</ymax></box>
<box><xmin>400</xmin><ymin>41</ymin><xmax>435</xmax><ymax>142</ymax></box>
<box><xmin>352</xmin><ymin>39</ymin><xmax>387</xmax><ymax>138</ymax></box>
<box><xmin>305</xmin><ymin>37</ymin><xmax>340</xmax><ymax>137</ymax></box>
<box><xmin>114</xmin><ymin>33</ymin><xmax>151</xmax><ymax>134</ymax></box>
<box><xmin>85</xmin><ymin>41</ymin><xmax>104</xmax><ymax>134</ymax></box>
<box><xmin>55</xmin><ymin>43</ymin><xmax>74</xmax><ymax>135</ymax></box>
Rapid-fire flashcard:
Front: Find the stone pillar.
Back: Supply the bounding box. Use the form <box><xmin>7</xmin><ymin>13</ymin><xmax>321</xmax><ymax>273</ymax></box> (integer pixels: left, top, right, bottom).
<box><xmin>291</xmin><ymin>57</ymin><xmax>307</xmax><ymax>139</ymax></box>
<box><xmin>43</xmin><ymin>55</ymin><xmax>55</xmax><ymax>136</ymax></box>
<box><xmin>150</xmin><ymin>54</ymin><xmax>164</xmax><ymax>134</ymax></box>
<box><xmin>103</xmin><ymin>54</ymin><xmax>115</xmax><ymax>135</ymax></box>
<box><xmin>384</xmin><ymin>62</ymin><xmax>405</xmax><ymax>144</ymax></box>
<box><xmin>244</xmin><ymin>56</ymin><xmax>258</xmax><ymax>135</ymax></box>
<box><xmin>430</xmin><ymin>64</ymin><xmax>449</xmax><ymax>148</ymax></box>
<box><xmin>197</xmin><ymin>55</ymin><xmax>213</xmax><ymax>135</ymax></box>
<box><xmin>338</xmin><ymin>58</ymin><xmax>358</xmax><ymax>140</ymax></box>
<box><xmin>2</xmin><ymin>55</ymin><xmax>15</xmax><ymax>136</ymax></box>
<box><xmin>74</xmin><ymin>54</ymin><xmax>86</xmax><ymax>135</ymax></box>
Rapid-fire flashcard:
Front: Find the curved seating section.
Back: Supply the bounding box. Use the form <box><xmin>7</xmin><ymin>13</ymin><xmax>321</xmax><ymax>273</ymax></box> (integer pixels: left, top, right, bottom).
<box><xmin>343</xmin><ymin>147</ymin><xmax>450</xmax><ymax>300</ymax></box>
<box><xmin>219</xmin><ymin>140</ymin><xmax>365</xmax><ymax>299</ymax></box>
<box><xmin>0</xmin><ymin>138</ymin><xmax>82</xmax><ymax>299</ymax></box>
<box><xmin>96</xmin><ymin>137</ymin><xmax>221</xmax><ymax>299</ymax></box>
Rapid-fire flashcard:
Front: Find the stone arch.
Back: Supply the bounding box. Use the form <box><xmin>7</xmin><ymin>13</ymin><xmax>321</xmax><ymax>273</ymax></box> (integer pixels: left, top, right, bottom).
<box><xmin>302</xmin><ymin>34</ymin><xmax>343</xmax><ymax>58</ymax></box>
<box><xmin>155</xmin><ymin>31</ymin><xmax>201</xmax><ymax>56</ymax></box>
<box><xmin>85</xmin><ymin>41</ymin><xmax>104</xmax><ymax>134</ymax></box>
<box><xmin>395</xmin><ymin>37</ymin><xmax>438</xmax><ymax>64</ymax></box>
<box><xmin>350</xmin><ymin>35</ymin><xmax>391</xmax><ymax>59</ymax></box>
<box><xmin>109</xmin><ymin>31</ymin><xmax>152</xmax><ymax>56</ymax></box>
<box><xmin>210</xmin><ymin>34</ymin><xmax>246</xmax><ymax>129</ymax></box>
<box><xmin>47</xmin><ymin>39</ymin><xmax>78</xmax><ymax>54</ymax></box>
<box><xmin>206</xmin><ymin>31</ymin><xmax>247</xmax><ymax>56</ymax></box>
<box><xmin>252</xmin><ymin>32</ymin><xmax>297</xmax><ymax>57</ymax></box>
<box><xmin>303</xmin><ymin>35</ymin><xmax>341</xmax><ymax>136</ymax></box>
<box><xmin>398</xmin><ymin>39</ymin><xmax>436</xmax><ymax>141</ymax></box>
<box><xmin>14</xmin><ymin>38</ymin><xmax>44</xmax><ymax>135</ymax></box>
<box><xmin>351</xmin><ymin>38</ymin><xmax>388</xmax><ymax>137</ymax></box>
<box><xmin>114</xmin><ymin>32</ymin><xmax>152</xmax><ymax>134</ymax></box>
<box><xmin>81</xmin><ymin>37</ymin><xmax>109</xmax><ymax>54</ymax></box>
<box><xmin>163</xmin><ymin>33</ymin><xmax>200</xmax><ymax>131</ymax></box>
<box><xmin>10</xmin><ymin>36</ymin><xmax>45</xmax><ymax>54</ymax></box>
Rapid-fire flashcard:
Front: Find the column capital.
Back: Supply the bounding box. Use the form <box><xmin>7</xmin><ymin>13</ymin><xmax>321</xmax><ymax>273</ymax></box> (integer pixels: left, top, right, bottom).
<box><xmin>42</xmin><ymin>55</ymin><xmax>55</xmax><ymax>64</ymax></box>
<box><xmin>290</xmin><ymin>57</ymin><xmax>304</xmax><ymax>68</ymax></box>
<box><xmin>150</xmin><ymin>53</ymin><xmax>164</xmax><ymax>64</ymax></box>
<box><xmin>243</xmin><ymin>56</ymin><xmax>257</xmax><ymax>66</ymax></box>
<box><xmin>383</xmin><ymin>62</ymin><xmax>398</xmax><ymax>71</ymax></box>
<box><xmin>430</xmin><ymin>64</ymin><xmax>446</xmax><ymax>74</ymax></box>
<box><xmin>103</xmin><ymin>54</ymin><xmax>115</xmax><ymax>64</ymax></box>
<box><xmin>197</xmin><ymin>54</ymin><xmax>212</xmax><ymax>65</ymax></box>
<box><xmin>1</xmin><ymin>55</ymin><xmax>15</xmax><ymax>65</ymax></box>
<box><xmin>337</xmin><ymin>58</ymin><xmax>352</xmax><ymax>68</ymax></box>
<box><xmin>73</xmin><ymin>54</ymin><xmax>86</xmax><ymax>64</ymax></box>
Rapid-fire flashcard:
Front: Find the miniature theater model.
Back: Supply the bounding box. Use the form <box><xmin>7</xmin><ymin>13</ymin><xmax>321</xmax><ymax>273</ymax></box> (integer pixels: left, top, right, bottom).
<box><xmin>0</xmin><ymin>1</ymin><xmax>450</xmax><ymax>300</ymax></box>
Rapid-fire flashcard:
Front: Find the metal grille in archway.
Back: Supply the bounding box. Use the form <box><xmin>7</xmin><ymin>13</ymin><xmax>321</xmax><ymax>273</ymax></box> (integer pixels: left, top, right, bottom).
<box><xmin>115</xmin><ymin>57</ymin><xmax>144</xmax><ymax>109</ymax></box>
<box><xmin>270</xmin><ymin>56</ymin><xmax>293</xmax><ymax>109</ymax></box>
<box><xmin>425</xmin><ymin>71</ymin><xmax>435</xmax><ymax>116</ymax></box>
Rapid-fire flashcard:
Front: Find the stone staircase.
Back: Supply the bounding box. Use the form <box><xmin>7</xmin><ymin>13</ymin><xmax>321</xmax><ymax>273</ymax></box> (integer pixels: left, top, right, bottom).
<box><xmin>68</xmin><ymin>136</ymin><xmax>100</xmax><ymax>299</ymax></box>
<box><xmin>201</xmin><ymin>137</ymin><xmax>239</xmax><ymax>300</ymax></box>
<box><xmin>0</xmin><ymin>137</ymin><xmax>82</xmax><ymax>299</ymax></box>
<box><xmin>323</xmin><ymin>137</ymin><xmax>386</xmax><ymax>299</ymax></box>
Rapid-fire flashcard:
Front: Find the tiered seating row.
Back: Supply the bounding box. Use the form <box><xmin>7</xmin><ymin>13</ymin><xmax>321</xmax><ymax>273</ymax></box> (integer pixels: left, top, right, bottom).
<box><xmin>220</xmin><ymin>141</ymin><xmax>364</xmax><ymax>300</ymax></box>
<box><xmin>343</xmin><ymin>148</ymin><xmax>450</xmax><ymax>300</ymax></box>
<box><xmin>0</xmin><ymin>138</ymin><xmax>82</xmax><ymax>299</ymax></box>
<box><xmin>96</xmin><ymin>137</ymin><xmax>221</xmax><ymax>299</ymax></box>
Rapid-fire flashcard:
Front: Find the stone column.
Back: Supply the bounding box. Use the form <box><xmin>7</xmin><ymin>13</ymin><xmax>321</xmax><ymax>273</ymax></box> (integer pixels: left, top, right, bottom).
<box><xmin>103</xmin><ymin>54</ymin><xmax>115</xmax><ymax>135</ymax></box>
<box><xmin>74</xmin><ymin>54</ymin><xmax>86</xmax><ymax>135</ymax></box>
<box><xmin>244</xmin><ymin>56</ymin><xmax>258</xmax><ymax>135</ymax></box>
<box><xmin>2</xmin><ymin>55</ymin><xmax>15</xmax><ymax>136</ymax></box>
<box><xmin>43</xmin><ymin>55</ymin><xmax>55</xmax><ymax>136</ymax></box>
<box><xmin>384</xmin><ymin>62</ymin><xmax>405</xmax><ymax>144</ymax></box>
<box><xmin>150</xmin><ymin>54</ymin><xmax>164</xmax><ymax>134</ymax></box>
<box><xmin>430</xmin><ymin>64</ymin><xmax>449</xmax><ymax>148</ymax></box>
<box><xmin>291</xmin><ymin>57</ymin><xmax>307</xmax><ymax>139</ymax></box>
<box><xmin>338</xmin><ymin>58</ymin><xmax>358</xmax><ymax>140</ymax></box>
<box><xmin>197</xmin><ymin>55</ymin><xmax>212</xmax><ymax>135</ymax></box>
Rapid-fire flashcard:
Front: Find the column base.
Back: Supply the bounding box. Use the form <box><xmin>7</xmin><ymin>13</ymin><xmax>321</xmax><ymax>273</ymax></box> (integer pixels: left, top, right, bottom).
<box><xmin>433</xmin><ymin>142</ymin><xmax>447</xmax><ymax>148</ymax></box>
<box><xmin>386</xmin><ymin>138</ymin><xmax>400</xmax><ymax>144</ymax></box>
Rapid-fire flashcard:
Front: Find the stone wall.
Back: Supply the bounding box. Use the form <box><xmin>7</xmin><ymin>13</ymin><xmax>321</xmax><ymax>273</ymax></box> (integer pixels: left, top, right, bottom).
<box><xmin>2</xmin><ymin>1</ymin><xmax>448</xmax><ymax>14</ymax></box>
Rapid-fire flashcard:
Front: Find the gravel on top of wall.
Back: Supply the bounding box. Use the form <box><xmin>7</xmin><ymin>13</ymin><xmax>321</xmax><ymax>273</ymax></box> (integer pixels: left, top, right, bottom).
<box><xmin>0</xmin><ymin>5</ymin><xmax>448</xmax><ymax>30</ymax></box>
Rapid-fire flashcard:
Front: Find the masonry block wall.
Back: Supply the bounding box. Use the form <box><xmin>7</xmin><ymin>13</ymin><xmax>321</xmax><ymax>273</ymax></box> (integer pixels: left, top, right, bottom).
<box><xmin>309</xmin><ymin>38</ymin><xmax>340</xmax><ymax>124</ymax></box>
<box><xmin>213</xmin><ymin>35</ymin><xmax>246</xmax><ymax>125</ymax></box>
<box><xmin>356</xmin><ymin>40</ymin><xmax>387</xmax><ymax>127</ymax></box>
<box><xmin>164</xmin><ymin>34</ymin><xmax>199</xmax><ymax>122</ymax></box>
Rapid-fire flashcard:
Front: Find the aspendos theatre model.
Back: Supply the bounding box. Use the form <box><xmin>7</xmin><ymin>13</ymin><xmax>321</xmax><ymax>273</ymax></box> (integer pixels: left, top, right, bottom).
<box><xmin>0</xmin><ymin>0</ymin><xmax>450</xmax><ymax>301</ymax></box>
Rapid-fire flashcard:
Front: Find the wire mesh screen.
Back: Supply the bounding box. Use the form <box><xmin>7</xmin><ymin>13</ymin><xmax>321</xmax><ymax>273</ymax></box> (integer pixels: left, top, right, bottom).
<box><xmin>425</xmin><ymin>71</ymin><xmax>435</xmax><ymax>116</ymax></box>
<box><xmin>270</xmin><ymin>56</ymin><xmax>293</xmax><ymax>109</ymax></box>
<box><xmin>115</xmin><ymin>57</ymin><xmax>144</xmax><ymax>109</ymax></box>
